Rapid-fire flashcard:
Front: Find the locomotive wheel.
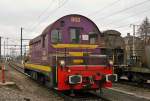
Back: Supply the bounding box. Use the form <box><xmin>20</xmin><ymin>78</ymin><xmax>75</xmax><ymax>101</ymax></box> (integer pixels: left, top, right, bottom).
<box><xmin>115</xmin><ymin>68</ymin><xmax>123</xmax><ymax>79</ymax></box>
<box><xmin>127</xmin><ymin>73</ymin><xmax>133</xmax><ymax>81</ymax></box>
<box><xmin>135</xmin><ymin>75</ymin><xmax>145</xmax><ymax>84</ymax></box>
<box><xmin>127</xmin><ymin>73</ymin><xmax>145</xmax><ymax>84</ymax></box>
<box><xmin>31</xmin><ymin>72</ymin><xmax>38</xmax><ymax>80</ymax></box>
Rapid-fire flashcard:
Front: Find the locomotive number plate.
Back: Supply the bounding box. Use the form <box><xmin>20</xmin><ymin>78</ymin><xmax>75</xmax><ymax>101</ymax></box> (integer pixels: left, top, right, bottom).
<box><xmin>71</xmin><ymin>17</ymin><xmax>80</xmax><ymax>23</ymax></box>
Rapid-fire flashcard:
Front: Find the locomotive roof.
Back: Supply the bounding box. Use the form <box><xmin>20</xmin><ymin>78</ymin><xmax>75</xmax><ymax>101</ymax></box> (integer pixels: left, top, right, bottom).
<box><xmin>103</xmin><ymin>30</ymin><xmax>121</xmax><ymax>36</ymax></box>
<box><xmin>41</xmin><ymin>14</ymin><xmax>101</xmax><ymax>35</ymax></box>
<box><xmin>29</xmin><ymin>14</ymin><xmax>101</xmax><ymax>45</ymax></box>
<box><xmin>29</xmin><ymin>35</ymin><xmax>41</xmax><ymax>45</ymax></box>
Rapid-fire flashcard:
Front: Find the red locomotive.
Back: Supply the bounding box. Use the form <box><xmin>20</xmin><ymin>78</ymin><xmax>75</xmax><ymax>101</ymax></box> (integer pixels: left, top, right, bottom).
<box><xmin>24</xmin><ymin>14</ymin><xmax>117</xmax><ymax>94</ymax></box>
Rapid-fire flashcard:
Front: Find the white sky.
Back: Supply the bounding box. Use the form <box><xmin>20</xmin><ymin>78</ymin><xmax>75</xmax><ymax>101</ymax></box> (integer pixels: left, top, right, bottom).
<box><xmin>0</xmin><ymin>0</ymin><xmax>150</xmax><ymax>55</ymax></box>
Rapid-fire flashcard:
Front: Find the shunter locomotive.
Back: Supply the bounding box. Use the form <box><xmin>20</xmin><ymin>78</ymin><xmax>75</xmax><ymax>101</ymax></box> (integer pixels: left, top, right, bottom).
<box><xmin>101</xmin><ymin>30</ymin><xmax>125</xmax><ymax>78</ymax></box>
<box><xmin>24</xmin><ymin>14</ymin><xmax>117</xmax><ymax>93</ymax></box>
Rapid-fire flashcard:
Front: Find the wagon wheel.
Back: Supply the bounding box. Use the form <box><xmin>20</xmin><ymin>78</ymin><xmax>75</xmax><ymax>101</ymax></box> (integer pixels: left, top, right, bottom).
<box><xmin>127</xmin><ymin>72</ymin><xmax>133</xmax><ymax>81</ymax></box>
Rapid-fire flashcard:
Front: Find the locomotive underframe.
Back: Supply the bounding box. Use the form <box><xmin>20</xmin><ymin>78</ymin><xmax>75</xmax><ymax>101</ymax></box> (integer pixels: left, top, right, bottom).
<box><xmin>55</xmin><ymin>65</ymin><xmax>113</xmax><ymax>90</ymax></box>
<box><xmin>24</xmin><ymin>55</ymin><xmax>116</xmax><ymax>91</ymax></box>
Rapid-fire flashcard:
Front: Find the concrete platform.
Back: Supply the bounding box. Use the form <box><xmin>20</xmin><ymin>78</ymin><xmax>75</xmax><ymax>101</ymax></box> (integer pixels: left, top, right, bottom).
<box><xmin>0</xmin><ymin>82</ymin><xmax>15</xmax><ymax>86</ymax></box>
<box><xmin>102</xmin><ymin>88</ymin><xmax>150</xmax><ymax>101</ymax></box>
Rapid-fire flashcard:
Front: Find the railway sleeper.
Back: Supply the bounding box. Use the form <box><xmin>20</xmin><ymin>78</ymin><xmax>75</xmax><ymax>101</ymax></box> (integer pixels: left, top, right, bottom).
<box><xmin>56</xmin><ymin>90</ymin><xmax>109</xmax><ymax>101</ymax></box>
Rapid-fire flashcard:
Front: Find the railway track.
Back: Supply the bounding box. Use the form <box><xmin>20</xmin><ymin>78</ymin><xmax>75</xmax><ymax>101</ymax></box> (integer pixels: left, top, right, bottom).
<box><xmin>117</xmin><ymin>79</ymin><xmax>150</xmax><ymax>89</ymax></box>
<box><xmin>8</xmin><ymin>61</ymin><xmax>112</xmax><ymax>101</ymax></box>
<box><xmin>8</xmin><ymin>61</ymin><xmax>30</xmax><ymax>77</ymax></box>
<box><xmin>56</xmin><ymin>91</ymin><xmax>111</xmax><ymax>101</ymax></box>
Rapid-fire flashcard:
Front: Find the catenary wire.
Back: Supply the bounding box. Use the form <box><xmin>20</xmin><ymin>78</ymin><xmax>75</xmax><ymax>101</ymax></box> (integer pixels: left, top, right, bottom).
<box><xmin>87</xmin><ymin>0</ymin><xmax>122</xmax><ymax>16</ymax></box>
<box><xmin>94</xmin><ymin>0</ymin><xmax>150</xmax><ymax>21</ymax></box>
<box><xmin>29</xmin><ymin>0</ymin><xmax>68</xmax><ymax>33</ymax></box>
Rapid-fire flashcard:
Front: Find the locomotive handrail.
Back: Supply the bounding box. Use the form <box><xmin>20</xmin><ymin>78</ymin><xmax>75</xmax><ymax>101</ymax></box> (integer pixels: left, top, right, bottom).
<box><xmin>54</xmin><ymin>54</ymin><xmax>108</xmax><ymax>66</ymax></box>
<box><xmin>52</xmin><ymin>44</ymin><xmax>108</xmax><ymax>66</ymax></box>
<box><xmin>89</xmin><ymin>54</ymin><xmax>107</xmax><ymax>57</ymax></box>
<box><xmin>66</xmin><ymin>65</ymin><xmax>107</xmax><ymax>67</ymax></box>
<box><xmin>52</xmin><ymin>54</ymin><xmax>107</xmax><ymax>57</ymax></box>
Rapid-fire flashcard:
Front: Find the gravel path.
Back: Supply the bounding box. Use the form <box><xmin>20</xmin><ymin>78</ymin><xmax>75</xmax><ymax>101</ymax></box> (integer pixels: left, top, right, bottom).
<box><xmin>0</xmin><ymin>63</ymin><xmax>63</xmax><ymax>101</ymax></box>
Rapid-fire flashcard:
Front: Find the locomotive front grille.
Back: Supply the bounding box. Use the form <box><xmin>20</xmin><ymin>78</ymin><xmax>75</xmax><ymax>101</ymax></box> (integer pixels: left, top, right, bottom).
<box><xmin>69</xmin><ymin>75</ymin><xmax>82</xmax><ymax>84</ymax></box>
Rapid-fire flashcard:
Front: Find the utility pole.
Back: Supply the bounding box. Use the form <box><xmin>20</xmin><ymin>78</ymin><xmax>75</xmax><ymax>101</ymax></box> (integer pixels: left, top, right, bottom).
<box><xmin>4</xmin><ymin>41</ymin><xmax>5</xmax><ymax>60</ymax></box>
<box><xmin>130</xmin><ymin>24</ymin><xmax>139</xmax><ymax>56</ymax></box>
<box><xmin>6</xmin><ymin>38</ymin><xmax>8</xmax><ymax>57</ymax></box>
<box><xmin>144</xmin><ymin>19</ymin><xmax>150</xmax><ymax>45</ymax></box>
<box><xmin>20</xmin><ymin>27</ymin><xmax>30</xmax><ymax>61</ymax></box>
<box><xmin>21</xmin><ymin>27</ymin><xmax>23</xmax><ymax>60</ymax></box>
<box><xmin>24</xmin><ymin>45</ymin><xmax>26</xmax><ymax>56</ymax></box>
<box><xmin>144</xmin><ymin>25</ymin><xmax>150</xmax><ymax>45</ymax></box>
<box><xmin>0</xmin><ymin>37</ymin><xmax>1</xmax><ymax>61</ymax></box>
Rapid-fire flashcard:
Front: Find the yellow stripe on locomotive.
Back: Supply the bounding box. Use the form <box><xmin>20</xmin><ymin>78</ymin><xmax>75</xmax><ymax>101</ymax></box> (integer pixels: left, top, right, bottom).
<box><xmin>52</xmin><ymin>44</ymin><xmax>98</xmax><ymax>49</ymax></box>
<box><xmin>25</xmin><ymin>63</ymin><xmax>51</xmax><ymax>73</ymax></box>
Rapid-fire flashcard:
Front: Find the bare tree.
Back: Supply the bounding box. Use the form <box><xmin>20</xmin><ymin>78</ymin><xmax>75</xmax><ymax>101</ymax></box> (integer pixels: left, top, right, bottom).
<box><xmin>137</xmin><ymin>17</ymin><xmax>150</xmax><ymax>39</ymax></box>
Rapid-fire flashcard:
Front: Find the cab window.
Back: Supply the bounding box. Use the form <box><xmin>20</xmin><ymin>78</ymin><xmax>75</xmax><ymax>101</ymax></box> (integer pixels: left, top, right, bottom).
<box><xmin>89</xmin><ymin>34</ymin><xmax>98</xmax><ymax>44</ymax></box>
<box><xmin>51</xmin><ymin>29</ymin><xmax>62</xmax><ymax>43</ymax></box>
<box><xmin>42</xmin><ymin>35</ymin><xmax>46</xmax><ymax>48</ymax></box>
<box><xmin>70</xmin><ymin>28</ymin><xmax>80</xmax><ymax>43</ymax></box>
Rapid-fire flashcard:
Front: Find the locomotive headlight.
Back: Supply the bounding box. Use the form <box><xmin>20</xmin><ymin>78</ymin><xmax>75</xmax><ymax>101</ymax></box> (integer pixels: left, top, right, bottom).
<box><xmin>69</xmin><ymin>75</ymin><xmax>82</xmax><ymax>84</ymax></box>
<box><xmin>109</xmin><ymin>60</ymin><xmax>113</xmax><ymax>65</ymax></box>
<box><xmin>60</xmin><ymin>60</ymin><xmax>65</xmax><ymax>66</ymax></box>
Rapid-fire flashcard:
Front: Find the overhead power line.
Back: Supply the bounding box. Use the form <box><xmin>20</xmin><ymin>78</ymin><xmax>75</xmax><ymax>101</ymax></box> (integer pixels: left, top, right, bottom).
<box><xmin>29</xmin><ymin>0</ymin><xmax>69</xmax><ymax>33</ymax></box>
<box><xmin>102</xmin><ymin>18</ymin><xmax>144</xmax><ymax>30</ymax></box>
<box><xmin>107</xmin><ymin>8</ymin><xmax>150</xmax><ymax>25</ymax></box>
<box><xmin>113</xmin><ymin>20</ymin><xmax>142</xmax><ymax>29</ymax></box>
<box><xmin>37</xmin><ymin>0</ymin><xmax>54</xmax><ymax>19</ymax></box>
<box><xmin>26</xmin><ymin>0</ymin><xmax>54</xmax><ymax>31</ymax></box>
<box><xmin>87</xmin><ymin>0</ymin><xmax>122</xmax><ymax>16</ymax></box>
<box><xmin>95</xmin><ymin>0</ymin><xmax>150</xmax><ymax>21</ymax></box>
